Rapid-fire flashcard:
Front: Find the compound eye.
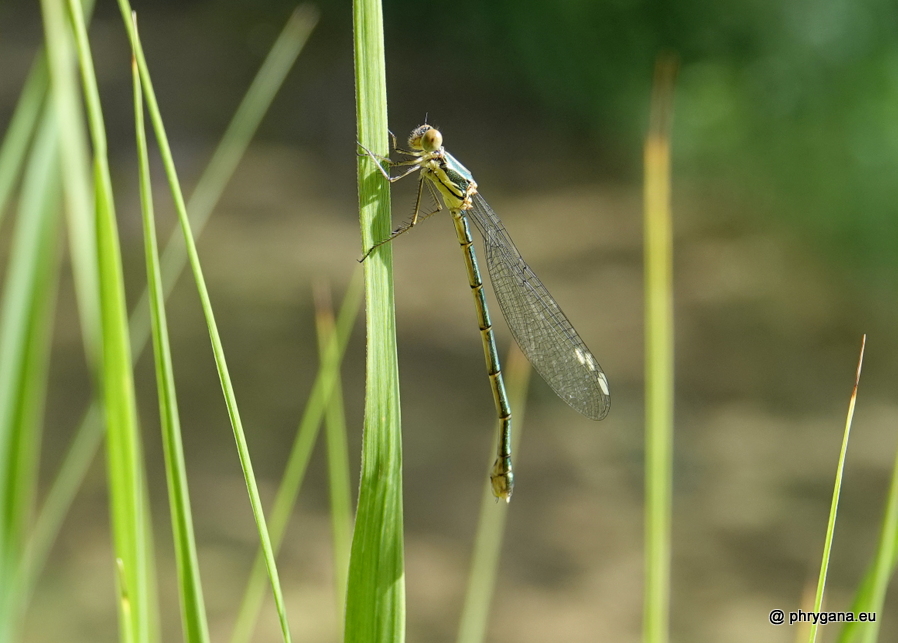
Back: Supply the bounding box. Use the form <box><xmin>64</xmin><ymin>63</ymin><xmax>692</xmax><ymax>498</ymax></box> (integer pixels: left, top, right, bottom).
<box><xmin>406</xmin><ymin>125</ymin><xmax>429</xmax><ymax>150</ymax></box>
<box><xmin>421</xmin><ymin>127</ymin><xmax>443</xmax><ymax>152</ymax></box>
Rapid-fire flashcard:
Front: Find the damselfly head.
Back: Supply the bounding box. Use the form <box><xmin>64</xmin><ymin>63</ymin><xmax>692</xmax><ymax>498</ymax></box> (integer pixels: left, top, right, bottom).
<box><xmin>408</xmin><ymin>125</ymin><xmax>443</xmax><ymax>152</ymax></box>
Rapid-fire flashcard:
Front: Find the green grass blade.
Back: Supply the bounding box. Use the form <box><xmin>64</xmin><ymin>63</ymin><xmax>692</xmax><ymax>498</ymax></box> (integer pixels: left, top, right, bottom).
<box><xmin>837</xmin><ymin>427</ymin><xmax>898</xmax><ymax>643</ymax></box>
<box><xmin>807</xmin><ymin>336</ymin><xmax>866</xmax><ymax>643</ymax></box>
<box><xmin>60</xmin><ymin>0</ymin><xmax>157</xmax><ymax>638</ymax></box>
<box><xmin>456</xmin><ymin>345</ymin><xmax>532</xmax><ymax>643</ymax></box>
<box><xmin>120</xmin><ymin>9</ymin><xmax>293</xmax><ymax>641</ymax></box>
<box><xmin>643</xmin><ymin>57</ymin><xmax>677</xmax><ymax>643</ymax></box>
<box><xmin>346</xmin><ymin>0</ymin><xmax>405</xmax><ymax>640</ymax></box>
<box><xmin>0</xmin><ymin>105</ymin><xmax>63</xmax><ymax>643</ymax></box>
<box><xmin>0</xmin><ymin>55</ymin><xmax>47</xmax><ymax>226</ymax></box>
<box><xmin>228</xmin><ymin>272</ymin><xmax>363</xmax><ymax>643</ymax></box>
<box><xmin>133</xmin><ymin>53</ymin><xmax>210</xmax><ymax>643</ymax></box>
<box><xmin>25</xmin><ymin>3</ymin><xmax>313</xmax><ymax>599</ymax></box>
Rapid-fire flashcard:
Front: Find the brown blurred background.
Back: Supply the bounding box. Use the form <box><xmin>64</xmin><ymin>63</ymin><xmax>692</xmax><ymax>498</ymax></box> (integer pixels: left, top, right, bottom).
<box><xmin>2</xmin><ymin>0</ymin><xmax>898</xmax><ymax>641</ymax></box>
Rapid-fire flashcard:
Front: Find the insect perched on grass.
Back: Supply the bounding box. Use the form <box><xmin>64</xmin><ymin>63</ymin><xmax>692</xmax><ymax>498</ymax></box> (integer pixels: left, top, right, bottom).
<box><xmin>360</xmin><ymin>124</ymin><xmax>610</xmax><ymax>501</ymax></box>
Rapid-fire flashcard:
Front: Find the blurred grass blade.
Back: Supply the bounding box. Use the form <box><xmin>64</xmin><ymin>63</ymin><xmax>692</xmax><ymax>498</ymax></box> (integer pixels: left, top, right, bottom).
<box><xmin>133</xmin><ymin>52</ymin><xmax>210</xmax><ymax>643</ymax></box>
<box><xmin>128</xmin><ymin>4</ymin><xmax>319</xmax><ymax>357</ymax></box>
<box><xmin>120</xmin><ymin>9</ymin><xmax>293</xmax><ymax>641</ymax></box>
<box><xmin>808</xmin><ymin>335</ymin><xmax>865</xmax><ymax>643</ymax></box>
<box><xmin>643</xmin><ymin>55</ymin><xmax>677</xmax><ymax>643</ymax></box>
<box><xmin>0</xmin><ymin>105</ymin><xmax>62</xmax><ymax>643</ymax></box>
<box><xmin>61</xmin><ymin>0</ymin><xmax>158</xmax><ymax>639</ymax></box>
<box><xmin>26</xmin><ymin>2</ymin><xmax>314</xmax><ymax>598</ymax></box>
<box><xmin>40</xmin><ymin>0</ymin><xmax>100</xmax><ymax>368</ymax></box>
<box><xmin>456</xmin><ymin>344</ymin><xmax>531</xmax><ymax>643</ymax></box>
<box><xmin>24</xmin><ymin>404</ymin><xmax>103</xmax><ymax>597</ymax></box>
<box><xmin>316</xmin><ymin>282</ymin><xmax>355</xmax><ymax>628</ymax></box>
<box><xmin>0</xmin><ymin>55</ymin><xmax>47</xmax><ymax>225</ymax></box>
<box><xmin>838</xmin><ymin>426</ymin><xmax>898</xmax><ymax>643</ymax></box>
<box><xmin>229</xmin><ymin>272</ymin><xmax>363</xmax><ymax>643</ymax></box>
<box><xmin>346</xmin><ymin>0</ymin><xmax>406</xmax><ymax>640</ymax></box>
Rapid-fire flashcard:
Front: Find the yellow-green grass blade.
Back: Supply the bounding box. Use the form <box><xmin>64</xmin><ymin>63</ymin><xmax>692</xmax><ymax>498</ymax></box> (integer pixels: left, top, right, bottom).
<box><xmin>807</xmin><ymin>336</ymin><xmax>865</xmax><ymax>643</ymax></box>
<box><xmin>25</xmin><ymin>4</ymin><xmax>315</xmax><ymax>598</ymax></box>
<box><xmin>456</xmin><ymin>345</ymin><xmax>532</xmax><ymax>643</ymax></box>
<box><xmin>133</xmin><ymin>53</ymin><xmax>210</xmax><ymax>643</ymax></box>
<box><xmin>346</xmin><ymin>0</ymin><xmax>405</xmax><ymax>639</ymax></box>
<box><xmin>120</xmin><ymin>8</ymin><xmax>293</xmax><ymax>641</ymax></box>
<box><xmin>228</xmin><ymin>273</ymin><xmax>363</xmax><ymax>643</ymax></box>
<box><xmin>643</xmin><ymin>56</ymin><xmax>677</xmax><ymax>643</ymax></box>
<box><xmin>0</xmin><ymin>105</ymin><xmax>63</xmax><ymax>643</ymax></box>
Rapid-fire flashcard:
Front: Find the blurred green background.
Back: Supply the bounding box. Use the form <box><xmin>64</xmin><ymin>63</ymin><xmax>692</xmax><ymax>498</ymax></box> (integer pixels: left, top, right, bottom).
<box><xmin>2</xmin><ymin>0</ymin><xmax>898</xmax><ymax>641</ymax></box>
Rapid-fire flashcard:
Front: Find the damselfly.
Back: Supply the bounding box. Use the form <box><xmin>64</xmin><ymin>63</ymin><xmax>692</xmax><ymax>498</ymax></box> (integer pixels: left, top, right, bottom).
<box><xmin>360</xmin><ymin>125</ymin><xmax>610</xmax><ymax>501</ymax></box>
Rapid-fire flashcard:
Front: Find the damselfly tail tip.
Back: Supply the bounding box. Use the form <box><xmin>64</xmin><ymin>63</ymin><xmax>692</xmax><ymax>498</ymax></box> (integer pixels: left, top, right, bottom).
<box><xmin>490</xmin><ymin>457</ymin><xmax>514</xmax><ymax>502</ymax></box>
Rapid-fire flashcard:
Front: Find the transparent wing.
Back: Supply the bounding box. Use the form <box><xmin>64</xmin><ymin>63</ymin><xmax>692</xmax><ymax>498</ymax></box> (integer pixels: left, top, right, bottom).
<box><xmin>465</xmin><ymin>193</ymin><xmax>610</xmax><ymax>420</ymax></box>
